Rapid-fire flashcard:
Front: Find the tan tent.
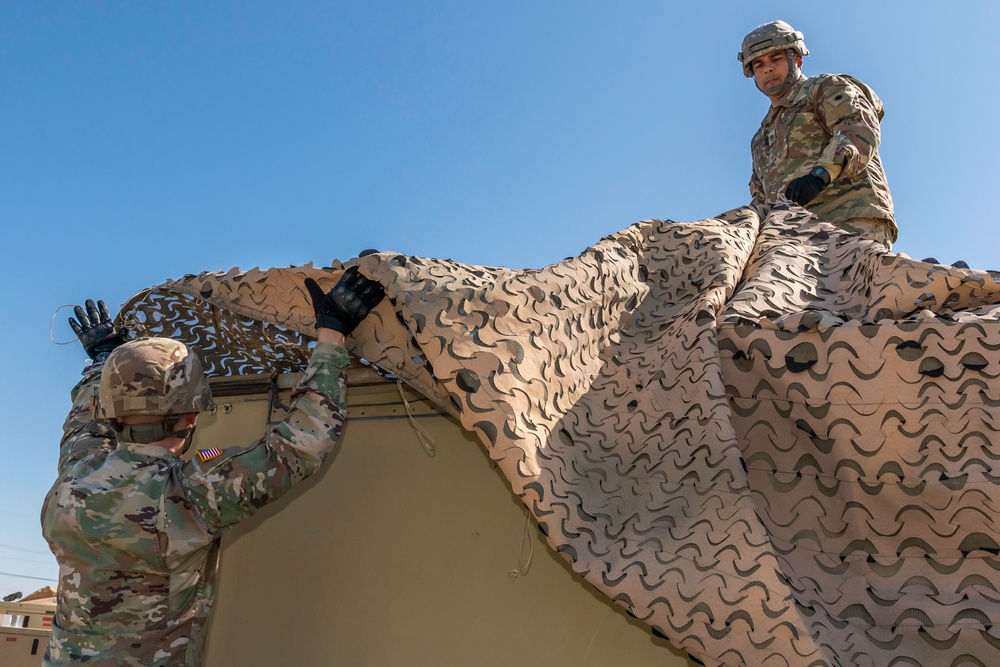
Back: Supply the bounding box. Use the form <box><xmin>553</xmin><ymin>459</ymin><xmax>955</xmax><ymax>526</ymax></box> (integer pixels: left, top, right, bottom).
<box><xmin>121</xmin><ymin>205</ymin><xmax>1000</xmax><ymax>666</ymax></box>
<box><xmin>18</xmin><ymin>588</ymin><xmax>56</xmax><ymax>604</ymax></box>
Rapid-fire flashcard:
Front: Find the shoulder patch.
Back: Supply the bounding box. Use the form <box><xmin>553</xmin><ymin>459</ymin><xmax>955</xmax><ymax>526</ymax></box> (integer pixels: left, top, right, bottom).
<box><xmin>198</xmin><ymin>447</ymin><xmax>223</xmax><ymax>462</ymax></box>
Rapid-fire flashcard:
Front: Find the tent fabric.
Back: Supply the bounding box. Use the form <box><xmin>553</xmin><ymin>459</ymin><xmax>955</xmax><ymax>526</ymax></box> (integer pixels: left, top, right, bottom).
<box><xmin>118</xmin><ymin>205</ymin><xmax>1000</xmax><ymax>666</ymax></box>
<box><xmin>19</xmin><ymin>587</ymin><xmax>57</xmax><ymax>603</ymax></box>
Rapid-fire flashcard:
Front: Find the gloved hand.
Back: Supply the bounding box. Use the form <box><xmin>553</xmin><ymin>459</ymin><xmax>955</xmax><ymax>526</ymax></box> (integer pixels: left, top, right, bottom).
<box><xmin>784</xmin><ymin>174</ymin><xmax>826</xmax><ymax>206</ymax></box>
<box><xmin>69</xmin><ymin>299</ymin><xmax>129</xmax><ymax>361</ymax></box>
<box><xmin>304</xmin><ymin>267</ymin><xmax>386</xmax><ymax>336</ymax></box>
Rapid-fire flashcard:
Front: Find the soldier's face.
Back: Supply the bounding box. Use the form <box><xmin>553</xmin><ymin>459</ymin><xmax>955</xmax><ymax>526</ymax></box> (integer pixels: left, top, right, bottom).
<box><xmin>751</xmin><ymin>52</ymin><xmax>789</xmax><ymax>92</ymax></box>
<box><xmin>751</xmin><ymin>51</ymin><xmax>802</xmax><ymax>103</ymax></box>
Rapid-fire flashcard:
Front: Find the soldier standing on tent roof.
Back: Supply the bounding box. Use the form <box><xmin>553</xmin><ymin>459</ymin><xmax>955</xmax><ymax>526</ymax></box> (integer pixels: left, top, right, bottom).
<box><xmin>41</xmin><ymin>268</ymin><xmax>384</xmax><ymax>667</ymax></box>
<box><xmin>740</xmin><ymin>20</ymin><xmax>898</xmax><ymax>247</ymax></box>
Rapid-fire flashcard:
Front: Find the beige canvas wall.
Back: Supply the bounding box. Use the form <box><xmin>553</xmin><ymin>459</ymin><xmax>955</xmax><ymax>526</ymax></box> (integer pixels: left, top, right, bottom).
<box><xmin>0</xmin><ymin>628</ymin><xmax>49</xmax><ymax>667</ymax></box>
<box><xmin>193</xmin><ymin>371</ymin><xmax>694</xmax><ymax>666</ymax></box>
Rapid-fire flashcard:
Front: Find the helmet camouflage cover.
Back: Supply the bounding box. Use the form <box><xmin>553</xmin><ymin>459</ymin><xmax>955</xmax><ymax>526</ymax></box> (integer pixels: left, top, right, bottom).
<box><xmin>738</xmin><ymin>20</ymin><xmax>809</xmax><ymax>77</ymax></box>
<box><xmin>95</xmin><ymin>338</ymin><xmax>215</xmax><ymax>419</ymax></box>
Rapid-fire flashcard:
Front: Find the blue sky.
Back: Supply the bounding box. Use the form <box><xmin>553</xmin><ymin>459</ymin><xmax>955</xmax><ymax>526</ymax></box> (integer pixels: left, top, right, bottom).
<box><xmin>2</xmin><ymin>1</ymin><xmax>998</xmax><ymax>597</ymax></box>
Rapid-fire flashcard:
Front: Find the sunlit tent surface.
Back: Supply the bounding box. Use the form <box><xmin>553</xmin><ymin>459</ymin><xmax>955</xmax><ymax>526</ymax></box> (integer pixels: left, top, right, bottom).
<box><xmin>119</xmin><ymin>205</ymin><xmax>1000</xmax><ymax>666</ymax></box>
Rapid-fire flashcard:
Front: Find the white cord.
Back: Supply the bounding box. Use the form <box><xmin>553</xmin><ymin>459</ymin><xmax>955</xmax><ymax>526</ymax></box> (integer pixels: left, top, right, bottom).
<box><xmin>396</xmin><ymin>379</ymin><xmax>436</xmax><ymax>457</ymax></box>
<box><xmin>49</xmin><ymin>304</ymin><xmax>80</xmax><ymax>345</ymax></box>
<box><xmin>518</xmin><ymin>507</ymin><xmax>534</xmax><ymax>576</ymax></box>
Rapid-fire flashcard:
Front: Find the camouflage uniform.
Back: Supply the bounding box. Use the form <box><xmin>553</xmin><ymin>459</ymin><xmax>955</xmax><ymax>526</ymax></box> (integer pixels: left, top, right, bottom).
<box><xmin>750</xmin><ymin>73</ymin><xmax>897</xmax><ymax>245</ymax></box>
<box><xmin>41</xmin><ymin>342</ymin><xmax>349</xmax><ymax>666</ymax></box>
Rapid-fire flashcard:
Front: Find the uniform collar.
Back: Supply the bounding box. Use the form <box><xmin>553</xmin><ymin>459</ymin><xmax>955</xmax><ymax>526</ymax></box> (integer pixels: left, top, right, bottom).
<box><xmin>771</xmin><ymin>72</ymin><xmax>808</xmax><ymax>110</ymax></box>
<box><xmin>760</xmin><ymin>73</ymin><xmax>808</xmax><ymax>126</ymax></box>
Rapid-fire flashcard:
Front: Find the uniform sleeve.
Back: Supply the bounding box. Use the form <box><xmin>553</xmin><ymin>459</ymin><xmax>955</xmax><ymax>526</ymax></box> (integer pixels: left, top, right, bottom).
<box><xmin>749</xmin><ymin>170</ymin><xmax>765</xmax><ymax>205</ymax></box>
<box><xmin>57</xmin><ymin>362</ymin><xmax>117</xmax><ymax>472</ymax></box>
<box><xmin>748</xmin><ymin>123</ymin><xmax>768</xmax><ymax>205</ymax></box>
<box><xmin>811</xmin><ymin>76</ymin><xmax>883</xmax><ymax>182</ymax></box>
<box><xmin>181</xmin><ymin>341</ymin><xmax>350</xmax><ymax>532</ymax></box>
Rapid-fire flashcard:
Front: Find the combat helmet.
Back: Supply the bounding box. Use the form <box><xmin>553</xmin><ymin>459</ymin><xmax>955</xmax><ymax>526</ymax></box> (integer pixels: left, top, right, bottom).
<box><xmin>738</xmin><ymin>20</ymin><xmax>809</xmax><ymax>78</ymax></box>
<box><xmin>95</xmin><ymin>338</ymin><xmax>215</xmax><ymax>420</ymax></box>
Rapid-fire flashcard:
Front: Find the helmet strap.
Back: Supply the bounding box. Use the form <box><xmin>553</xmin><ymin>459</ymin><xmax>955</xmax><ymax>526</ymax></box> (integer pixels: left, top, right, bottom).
<box><xmin>176</xmin><ymin>426</ymin><xmax>197</xmax><ymax>457</ymax></box>
<box><xmin>784</xmin><ymin>51</ymin><xmax>801</xmax><ymax>89</ymax></box>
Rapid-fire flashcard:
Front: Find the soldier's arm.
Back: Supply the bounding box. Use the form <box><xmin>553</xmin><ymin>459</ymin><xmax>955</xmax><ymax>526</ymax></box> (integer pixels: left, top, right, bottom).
<box><xmin>811</xmin><ymin>76</ymin><xmax>883</xmax><ymax>182</ymax></box>
<box><xmin>181</xmin><ymin>270</ymin><xmax>382</xmax><ymax>531</ymax></box>
<box><xmin>181</xmin><ymin>341</ymin><xmax>350</xmax><ymax>531</ymax></box>
<box><xmin>58</xmin><ymin>363</ymin><xmax>116</xmax><ymax>471</ymax></box>
<box><xmin>58</xmin><ymin>298</ymin><xmax>129</xmax><ymax>471</ymax></box>
<box><xmin>748</xmin><ymin>127</ymin><xmax>768</xmax><ymax>205</ymax></box>
<box><xmin>749</xmin><ymin>171</ymin><xmax>765</xmax><ymax>206</ymax></box>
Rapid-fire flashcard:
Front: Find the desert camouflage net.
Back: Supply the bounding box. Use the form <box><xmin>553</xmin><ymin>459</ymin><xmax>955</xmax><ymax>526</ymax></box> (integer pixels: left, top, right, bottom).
<box><xmin>119</xmin><ymin>205</ymin><xmax>1000</xmax><ymax>666</ymax></box>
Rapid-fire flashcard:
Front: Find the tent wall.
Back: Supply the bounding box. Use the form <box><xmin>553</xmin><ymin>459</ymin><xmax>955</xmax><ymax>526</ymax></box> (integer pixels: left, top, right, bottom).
<box><xmin>0</xmin><ymin>627</ymin><xmax>49</xmax><ymax>667</ymax></box>
<box><xmin>194</xmin><ymin>369</ymin><xmax>694</xmax><ymax>666</ymax></box>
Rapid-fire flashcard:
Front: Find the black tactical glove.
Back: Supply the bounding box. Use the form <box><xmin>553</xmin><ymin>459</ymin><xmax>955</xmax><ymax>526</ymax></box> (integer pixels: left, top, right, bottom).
<box><xmin>784</xmin><ymin>173</ymin><xmax>826</xmax><ymax>206</ymax></box>
<box><xmin>69</xmin><ymin>299</ymin><xmax>129</xmax><ymax>361</ymax></box>
<box><xmin>304</xmin><ymin>267</ymin><xmax>386</xmax><ymax>336</ymax></box>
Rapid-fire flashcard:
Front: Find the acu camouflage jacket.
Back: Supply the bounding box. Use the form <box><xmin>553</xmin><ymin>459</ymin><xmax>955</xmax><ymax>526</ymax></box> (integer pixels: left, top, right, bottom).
<box><xmin>41</xmin><ymin>342</ymin><xmax>349</xmax><ymax>666</ymax></box>
<box><xmin>750</xmin><ymin>73</ymin><xmax>897</xmax><ymax>241</ymax></box>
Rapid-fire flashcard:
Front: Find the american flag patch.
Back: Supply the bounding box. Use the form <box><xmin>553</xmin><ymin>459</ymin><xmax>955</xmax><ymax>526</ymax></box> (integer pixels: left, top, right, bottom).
<box><xmin>198</xmin><ymin>448</ymin><xmax>223</xmax><ymax>462</ymax></box>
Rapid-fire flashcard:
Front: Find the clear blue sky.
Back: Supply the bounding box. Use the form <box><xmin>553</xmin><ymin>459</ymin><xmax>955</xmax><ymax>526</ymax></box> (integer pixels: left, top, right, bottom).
<box><xmin>2</xmin><ymin>1</ymin><xmax>998</xmax><ymax>597</ymax></box>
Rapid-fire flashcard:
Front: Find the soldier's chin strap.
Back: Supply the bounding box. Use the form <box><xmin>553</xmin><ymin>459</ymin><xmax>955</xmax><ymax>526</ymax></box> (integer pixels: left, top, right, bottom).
<box><xmin>115</xmin><ymin>416</ymin><xmax>196</xmax><ymax>446</ymax></box>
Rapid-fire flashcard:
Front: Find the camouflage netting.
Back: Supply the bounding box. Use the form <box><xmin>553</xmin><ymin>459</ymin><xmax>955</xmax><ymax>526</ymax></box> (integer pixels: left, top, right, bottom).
<box><xmin>119</xmin><ymin>205</ymin><xmax>1000</xmax><ymax>666</ymax></box>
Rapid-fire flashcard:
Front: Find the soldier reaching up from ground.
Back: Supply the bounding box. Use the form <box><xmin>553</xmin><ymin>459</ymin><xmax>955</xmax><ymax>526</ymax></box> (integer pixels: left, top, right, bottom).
<box><xmin>740</xmin><ymin>20</ymin><xmax>897</xmax><ymax>247</ymax></box>
<box><xmin>41</xmin><ymin>268</ymin><xmax>384</xmax><ymax>666</ymax></box>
